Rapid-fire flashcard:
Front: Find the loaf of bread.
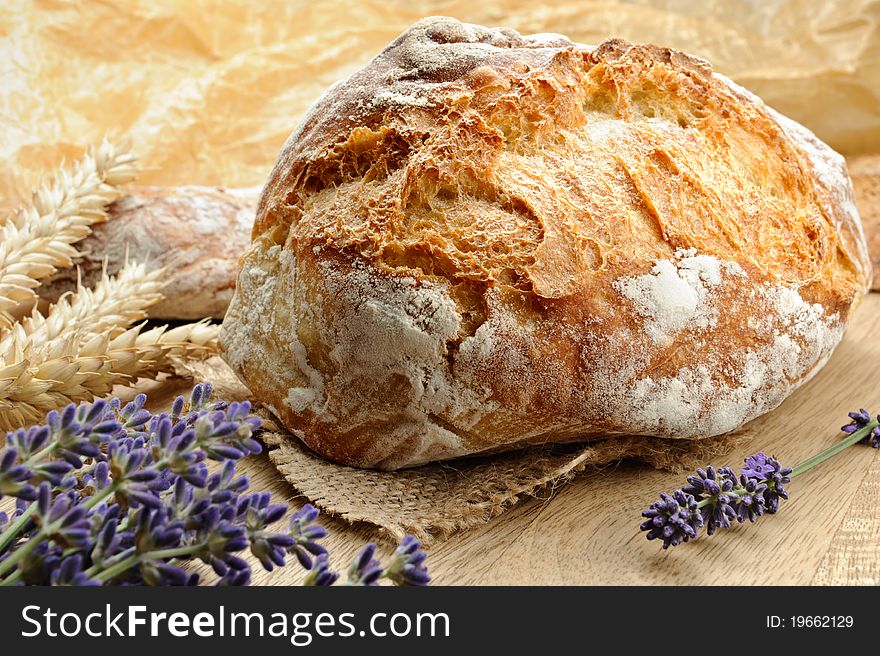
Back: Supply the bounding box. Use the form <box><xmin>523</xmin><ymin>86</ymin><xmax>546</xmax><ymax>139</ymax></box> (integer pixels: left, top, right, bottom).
<box><xmin>220</xmin><ymin>17</ymin><xmax>872</xmax><ymax>470</ymax></box>
<box><xmin>40</xmin><ymin>185</ymin><xmax>258</xmax><ymax>319</ymax></box>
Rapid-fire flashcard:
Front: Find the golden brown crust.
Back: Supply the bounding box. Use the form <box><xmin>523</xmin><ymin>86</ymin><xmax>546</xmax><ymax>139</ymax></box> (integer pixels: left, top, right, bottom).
<box><xmin>221</xmin><ymin>18</ymin><xmax>871</xmax><ymax>469</ymax></box>
<box><xmin>255</xmin><ymin>20</ymin><xmax>868</xmax><ymax>298</ymax></box>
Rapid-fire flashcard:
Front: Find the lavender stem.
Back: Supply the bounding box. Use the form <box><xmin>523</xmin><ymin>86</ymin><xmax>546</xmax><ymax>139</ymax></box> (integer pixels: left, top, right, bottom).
<box><xmin>0</xmin><ymin>512</ymin><xmax>69</xmax><ymax>578</ymax></box>
<box><xmin>0</xmin><ymin>503</ymin><xmax>35</xmax><ymax>554</ymax></box>
<box><xmin>691</xmin><ymin>420</ymin><xmax>878</xmax><ymax>512</ymax></box>
<box><xmin>790</xmin><ymin>420</ymin><xmax>879</xmax><ymax>479</ymax></box>
<box><xmin>93</xmin><ymin>545</ymin><xmax>204</xmax><ymax>583</ymax></box>
<box><xmin>1</xmin><ymin>469</ymin><xmax>116</xmax><ymax>579</ymax></box>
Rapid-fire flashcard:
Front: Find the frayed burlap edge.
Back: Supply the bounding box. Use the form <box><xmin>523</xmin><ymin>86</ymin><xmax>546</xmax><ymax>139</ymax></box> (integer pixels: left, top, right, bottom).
<box><xmin>261</xmin><ymin>428</ymin><xmax>742</xmax><ymax>544</ymax></box>
<box><xmin>174</xmin><ymin>356</ymin><xmax>744</xmax><ymax>544</ymax></box>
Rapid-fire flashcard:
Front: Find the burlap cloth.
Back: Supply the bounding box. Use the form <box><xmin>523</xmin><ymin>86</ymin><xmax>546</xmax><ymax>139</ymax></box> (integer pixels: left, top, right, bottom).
<box><xmin>175</xmin><ymin>357</ymin><xmax>739</xmax><ymax>544</ymax></box>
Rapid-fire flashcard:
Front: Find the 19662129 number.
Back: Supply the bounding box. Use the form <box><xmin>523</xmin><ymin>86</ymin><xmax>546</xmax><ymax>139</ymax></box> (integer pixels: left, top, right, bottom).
<box><xmin>767</xmin><ymin>616</ymin><xmax>854</xmax><ymax>628</ymax></box>
<box><xmin>793</xmin><ymin>616</ymin><xmax>853</xmax><ymax>628</ymax></box>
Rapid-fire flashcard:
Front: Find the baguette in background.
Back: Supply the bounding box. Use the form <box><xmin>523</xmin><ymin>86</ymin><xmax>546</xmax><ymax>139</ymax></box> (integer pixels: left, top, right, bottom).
<box><xmin>39</xmin><ymin>185</ymin><xmax>258</xmax><ymax>319</ymax></box>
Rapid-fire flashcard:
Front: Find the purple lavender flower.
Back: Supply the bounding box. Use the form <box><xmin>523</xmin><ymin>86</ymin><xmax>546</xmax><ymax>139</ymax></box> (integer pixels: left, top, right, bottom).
<box><xmin>215</xmin><ymin>558</ymin><xmax>251</xmax><ymax>586</ymax></box>
<box><xmin>194</xmin><ymin>402</ymin><xmax>262</xmax><ymax>460</ymax></box>
<box><xmin>151</xmin><ymin>415</ymin><xmax>206</xmax><ymax>487</ymax></box>
<box><xmin>741</xmin><ymin>452</ymin><xmax>778</xmax><ymax>480</ymax></box>
<box><xmin>841</xmin><ymin>409</ymin><xmax>880</xmax><ymax>448</ymax></box>
<box><xmin>640</xmin><ymin>490</ymin><xmax>703</xmax><ymax>549</ymax></box>
<box><xmin>133</xmin><ymin>506</ymin><xmax>185</xmax><ymax>555</ymax></box>
<box><xmin>168</xmin><ymin>476</ymin><xmax>208</xmax><ymax>527</ymax></box>
<box><xmin>287</xmin><ymin>504</ymin><xmax>328</xmax><ymax>570</ymax></box>
<box><xmin>140</xmin><ymin>561</ymin><xmax>199</xmax><ymax>586</ymax></box>
<box><xmin>682</xmin><ymin>466</ymin><xmax>738</xmax><ymax>535</ymax></box>
<box><xmin>6</xmin><ymin>424</ymin><xmax>51</xmax><ymax>460</ymax></box>
<box><xmin>304</xmin><ymin>553</ymin><xmax>339</xmax><ymax>586</ymax></box>
<box><xmin>89</xmin><ymin>514</ymin><xmax>122</xmax><ymax>567</ymax></box>
<box><xmin>33</xmin><ymin>484</ymin><xmax>91</xmax><ymax>549</ymax></box>
<box><xmin>384</xmin><ymin>536</ymin><xmax>430</xmax><ymax>586</ymax></box>
<box><xmin>13</xmin><ymin>541</ymin><xmax>65</xmax><ymax>585</ymax></box>
<box><xmin>842</xmin><ymin>408</ymin><xmax>872</xmax><ymax>433</ymax></box>
<box><xmin>0</xmin><ymin>383</ymin><xmax>430</xmax><ymax>587</ymax></box>
<box><xmin>348</xmin><ymin>543</ymin><xmax>384</xmax><ymax>585</ymax></box>
<box><xmin>733</xmin><ymin>475</ymin><xmax>766</xmax><ymax>524</ymax></box>
<box><xmin>80</xmin><ymin>461</ymin><xmax>111</xmax><ymax>497</ymax></box>
<box><xmin>207</xmin><ymin>460</ymin><xmax>248</xmax><ymax>502</ymax></box>
<box><xmin>189</xmin><ymin>383</ymin><xmax>215</xmax><ymax>412</ymax></box>
<box><xmin>0</xmin><ymin>446</ymin><xmax>36</xmax><ymax>500</ymax></box>
<box><xmin>54</xmin><ymin>400</ymin><xmax>121</xmax><ymax>463</ymax></box>
<box><xmin>170</xmin><ymin>395</ymin><xmax>186</xmax><ymax>421</ymax></box>
<box><xmin>50</xmin><ymin>555</ymin><xmax>100</xmax><ymax>586</ymax></box>
<box><xmin>639</xmin><ymin>407</ymin><xmax>880</xmax><ymax>549</ymax></box>
<box><xmin>741</xmin><ymin>453</ymin><xmax>791</xmax><ymax>514</ymax></box>
<box><xmin>119</xmin><ymin>394</ymin><xmax>151</xmax><ymax>432</ymax></box>
<box><xmin>870</xmin><ymin>426</ymin><xmax>880</xmax><ymax>449</ymax></box>
<box><xmin>2</xmin><ymin>397</ymin><xmax>121</xmax><ymax>504</ymax></box>
<box><xmin>200</xmin><ymin>518</ymin><xmax>249</xmax><ymax>568</ymax></box>
<box><xmin>239</xmin><ymin>492</ymin><xmax>296</xmax><ymax>571</ymax></box>
<box><xmin>639</xmin><ymin>454</ymin><xmax>788</xmax><ymax>548</ymax></box>
<box><xmin>108</xmin><ymin>443</ymin><xmax>162</xmax><ymax>509</ymax></box>
<box><xmin>33</xmin><ymin>460</ymin><xmax>74</xmax><ymax>487</ymax></box>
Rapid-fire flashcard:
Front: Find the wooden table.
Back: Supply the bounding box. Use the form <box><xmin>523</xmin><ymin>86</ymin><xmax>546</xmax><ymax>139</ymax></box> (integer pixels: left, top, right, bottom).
<box><xmin>51</xmin><ymin>293</ymin><xmax>880</xmax><ymax>585</ymax></box>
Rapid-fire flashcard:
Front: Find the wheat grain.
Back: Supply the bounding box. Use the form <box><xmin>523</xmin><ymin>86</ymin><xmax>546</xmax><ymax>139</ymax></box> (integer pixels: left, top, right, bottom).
<box><xmin>0</xmin><ymin>260</ymin><xmax>164</xmax><ymax>359</ymax></box>
<box><xmin>0</xmin><ymin>259</ymin><xmax>217</xmax><ymax>430</ymax></box>
<box><xmin>0</xmin><ymin>140</ymin><xmax>137</xmax><ymax>328</ymax></box>
<box><xmin>0</xmin><ymin>141</ymin><xmax>223</xmax><ymax>430</ymax></box>
<box><xmin>0</xmin><ymin>320</ymin><xmax>219</xmax><ymax>431</ymax></box>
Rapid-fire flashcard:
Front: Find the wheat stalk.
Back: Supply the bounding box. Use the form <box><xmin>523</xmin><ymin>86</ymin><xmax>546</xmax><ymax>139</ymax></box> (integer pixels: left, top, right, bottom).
<box><xmin>0</xmin><ymin>260</ymin><xmax>165</xmax><ymax>360</ymax></box>
<box><xmin>0</xmin><ymin>141</ymin><xmax>223</xmax><ymax>430</ymax></box>
<box><xmin>0</xmin><ymin>320</ymin><xmax>219</xmax><ymax>431</ymax></box>
<box><xmin>0</xmin><ymin>260</ymin><xmax>218</xmax><ymax>430</ymax></box>
<box><xmin>0</xmin><ymin>140</ymin><xmax>137</xmax><ymax>329</ymax></box>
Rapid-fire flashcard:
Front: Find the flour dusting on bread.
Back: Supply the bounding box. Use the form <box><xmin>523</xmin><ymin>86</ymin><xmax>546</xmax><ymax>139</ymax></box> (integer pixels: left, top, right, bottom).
<box><xmin>619</xmin><ymin>280</ymin><xmax>843</xmax><ymax>438</ymax></box>
<box><xmin>613</xmin><ymin>249</ymin><xmax>746</xmax><ymax>344</ymax></box>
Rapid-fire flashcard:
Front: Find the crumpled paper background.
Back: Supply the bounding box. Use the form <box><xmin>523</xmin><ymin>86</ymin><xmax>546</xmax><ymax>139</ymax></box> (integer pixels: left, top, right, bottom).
<box><xmin>2</xmin><ymin>0</ymin><xmax>879</xmax><ymax>214</ymax></box>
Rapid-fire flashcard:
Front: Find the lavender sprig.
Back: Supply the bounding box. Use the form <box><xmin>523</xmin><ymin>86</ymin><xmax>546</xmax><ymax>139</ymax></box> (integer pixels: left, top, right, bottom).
<box><xmin>681</xmin><ymin>466</ymin><xmax>737</xmax><ymax>535</ymax></box>
<box><xmin>384</xmin><ymin>535</ymin><xmax>431</xmax><ymax>586</ymax></box>
<box><xmin>287</xmin><ymin>504</ymin><xmax>328</xmax><ymax>570</ymax></box>
<box><xmin>640</xmin><ymin>490</ymin><xmax>702</xmax><ymax>548</ymax></box>
<box><xmin>640</xmin><ymin>409</ymin><xmax>879</xmax><ymax>548</ymax></box>
<box><xmin>303</xmin><ymin>554</ymin><xmax>339</xmax><ymax>586</ymax></box>
<box><xmin>342</xmin><ymin>538</ymin><xmax>430</xmax><ymax>587</ymax></box>
<box><xmin>842</xmin><ymin>408</ymin><xmax>880</xmax><ymax>448</ymax></box>
<box><xmin>347</xmin><ymin>543</ymin><xmax>385</xmax><ymax>586</ymax></box>
<box><xmin>0</xmin><ymin>383</ymin><xmax>430</xmax><ymax>586</ymax></box>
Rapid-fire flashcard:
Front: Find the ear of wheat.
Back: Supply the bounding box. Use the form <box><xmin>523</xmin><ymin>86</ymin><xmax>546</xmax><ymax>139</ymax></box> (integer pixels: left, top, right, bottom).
<box><xmin>0</xmin><ymin>140</ymin><xmax>137</xmax><ymax>329</ymax></box>
<box><xmin>0</xmin><ymin>317</ymin><xmax>218</xmax><ymax>431</ymax></box>
<box><xmin>0</xmin><ymin>141</ymin><xmax>221</xmax><ymax>430</ymax></box>
<box><xmin>0</xmin><ymin>259</ymin><xmax>164</xmax><ymax>357</ymax></box>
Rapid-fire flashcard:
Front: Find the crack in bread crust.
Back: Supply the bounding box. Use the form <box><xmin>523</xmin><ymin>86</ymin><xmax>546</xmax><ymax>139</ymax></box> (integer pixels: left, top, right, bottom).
<box><xmin>222</xmin><ymin>17</ymin><xmax>871</xmax><ymax>470</ymax></box>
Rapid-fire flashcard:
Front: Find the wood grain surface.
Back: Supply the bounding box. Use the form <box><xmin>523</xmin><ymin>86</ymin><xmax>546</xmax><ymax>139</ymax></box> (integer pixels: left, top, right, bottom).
<box><xmin>123</xmin><ymin>294</ymin><xmax>880</xmax><ymax>586</ymax></box>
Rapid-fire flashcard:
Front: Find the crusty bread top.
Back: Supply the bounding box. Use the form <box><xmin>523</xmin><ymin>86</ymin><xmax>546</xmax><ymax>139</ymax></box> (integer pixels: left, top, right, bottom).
<box><xmin>255</xmin><ymin>16</ymin><xmax>870</xmax><ymax>312</ymax></box>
